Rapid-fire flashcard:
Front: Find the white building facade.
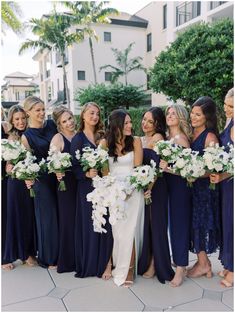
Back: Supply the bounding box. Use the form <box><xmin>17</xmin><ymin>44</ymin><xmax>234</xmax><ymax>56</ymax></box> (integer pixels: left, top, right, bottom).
<box><xmin>33</xmin><ymin>1</ymin><xmax>234</xmax><ymax>112</ymax></box>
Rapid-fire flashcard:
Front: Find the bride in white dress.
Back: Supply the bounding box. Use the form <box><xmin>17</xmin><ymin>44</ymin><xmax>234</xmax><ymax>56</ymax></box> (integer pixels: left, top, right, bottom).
<box><xmin>100</xmin><ymin>109</ymin><xmax>145</xmax><ymax>287</ymax></box>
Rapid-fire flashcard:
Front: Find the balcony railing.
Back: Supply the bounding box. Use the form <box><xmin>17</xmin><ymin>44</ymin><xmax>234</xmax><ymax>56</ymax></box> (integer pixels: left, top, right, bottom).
<box><xmin>210</xmin><ymin>1</ymin><xmax>227</xmax><ymax>10</ymax></box>
<box><xmin>176</xmin><ymin>1</ymin><xmax>201</xmax><ymax>27</ymax></box>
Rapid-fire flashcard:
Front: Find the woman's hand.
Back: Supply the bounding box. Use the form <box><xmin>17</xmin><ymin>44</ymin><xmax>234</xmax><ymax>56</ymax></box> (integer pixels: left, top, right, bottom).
<box><xmin>25</xmin><ymin>180</ymin><xmax>35</xmax><ymax>189</ymax></box>
<box><xmin>86</xmin><ymin>168</ymin><xmax>98</xmax><ymax>178</ymax></box>
<box><xmin>56</xmin><ymin>172</ymin><xmax>65</xmax><ymax>181</ymax></box>
<box><xmin>159</xmin><ymin>159</ymin><xmax>168</xmax><ymax>171</ymax></box>
<box><xmin>144</xmin><ymin>189</ymin><xmax>151</xmax><ymax>199</ymax></box>
<box><xmin>6</xmin><ymin>163</ymin><xmax>14</xmax><ymax>174</ymax></box>
<box><xmin>210</xmin><ymin>173</ymin><xmax>221</xmax><ymax>184</ymax></box>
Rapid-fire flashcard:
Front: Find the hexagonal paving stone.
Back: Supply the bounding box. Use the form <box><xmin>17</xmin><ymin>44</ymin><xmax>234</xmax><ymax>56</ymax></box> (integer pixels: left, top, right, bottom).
<box><xmin>222</xmin><ymin>289</ymin><xmax>234</xmax><ymax>310</ymax></box>
<box><xmin>49</xmin><ymin>270</ymin><xmax>105</xmax><ymax>290</ymax></box>
<box><xmin>2</xmin><ymin>296</ymin><xmax>66</xmax><ymax>312</ymax></box>
<box><xmin>64</xmin><ymin>280</ymin><xmax>144</xmax><ymax>311</ymax></box>
<box><xmin>2</xmin><ymin>261</ymin><xmax>54</xmax><ymax>306</ymax></box>
<box><xmin>131</xmin><ymin>276</ymin><xmax>203</xmax><ymax>309</ymax></box>
<box><xmin>166</xmin><ymin>298</ymin><xmax>232</xmax><ymax>311</ymax></box>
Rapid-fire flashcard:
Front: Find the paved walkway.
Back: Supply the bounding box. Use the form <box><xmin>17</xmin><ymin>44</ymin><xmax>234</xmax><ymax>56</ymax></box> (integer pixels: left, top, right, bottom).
<box><xmin>2</xmin><ymin>252</ymin><xmax>233</xmax><ymax>311</ymax></box>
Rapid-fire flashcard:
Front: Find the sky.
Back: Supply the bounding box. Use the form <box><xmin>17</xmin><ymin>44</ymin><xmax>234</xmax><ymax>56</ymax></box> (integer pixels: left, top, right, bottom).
<box><xmin>1</xmin><ymin>0</ymin><xmax>152</xmax><ymax>85</ymax></box>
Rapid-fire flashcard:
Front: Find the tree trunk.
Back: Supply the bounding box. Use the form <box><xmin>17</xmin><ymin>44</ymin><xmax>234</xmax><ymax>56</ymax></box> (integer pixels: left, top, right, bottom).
<box><xmin>89</xmin><ymin>37</ymin><xmax>97</xmax><ymax>84</ymax></box>
<box><xmin>61</xmin><ymin>54</ymin><xmax>70</xmax><ymax>109</ymax></box>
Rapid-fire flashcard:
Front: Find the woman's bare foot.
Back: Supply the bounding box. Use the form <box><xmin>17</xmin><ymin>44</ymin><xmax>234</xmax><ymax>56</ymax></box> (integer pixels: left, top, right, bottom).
<box><xmin>102</xmin><ymin>262</ymin><xmax>112</xmax><ymax>280</ymax></box>
<box><xmin>218</xmin><ymin>269</ymin><xmax>229</xmax><ymax>278</ymax></box>
<box><xmin>2</xmin><ymin>263</ymin><xmax>14</xmax><ymax>270</ymax></box>
<box><xmin>24</xmin><ymin>256</ymin><xmax>37</xmax><ymax>266</ymax></box>
<box><xmin>220</xmin><ymin>271</ymin><xmax>234</xmax><ymax>288</ymax></box>
<box><xmin>143</xmin><ymin>258</ymin><xmax>155</xmax><ymax>278</ymax></box>
<box><xmin>124</xmin><ymin>266</ymin><xmax>134</xmax><ymax>287</ymax></box>
<box><xmin>187</xmin><ymin>261</ymin><xmax>212</xmax><ymax>278</ymax></box>
<box><xmin>48</xmin><ymin>265</ymin><xmax>57</xmax><ymax>270</ymax></box>
<box><xmin>169</xmin><ymin>266</ymin><xmax>186</xmax><ymax>287</ymax></box>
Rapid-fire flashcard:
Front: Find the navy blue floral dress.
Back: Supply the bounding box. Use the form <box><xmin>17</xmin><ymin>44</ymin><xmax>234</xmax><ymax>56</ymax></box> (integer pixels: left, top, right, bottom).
<box><xmin>219</xmin><ymin>119</ymin><xmax>233</xmax><ymax>271</ymax></box>
<box><xmin>190</xmin><ymin>129</ymin><xmax>220</xmax><ymax>253</ymax></box>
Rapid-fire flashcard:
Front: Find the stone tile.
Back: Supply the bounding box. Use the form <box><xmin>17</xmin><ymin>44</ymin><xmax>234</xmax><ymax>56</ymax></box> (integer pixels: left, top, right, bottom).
<box><xmin>222</xmin><ymin>289</ymin><xmax>234</xmax><ymax>310</ymax></box>
<box><xmin>48</xmin><ymin>287</ymin><xmax>70</xmax><ymax>299</ymax></box>
<box><xmin>143</xmin><ymin>306</ymin><xmax>163</xmax><ymax>311</ymax></box>
<box><xmin>131</xmin><ymin>276</ymin><xmax>203</xmax><ymax>309</ymax></box>
<box><xmin>2</xmin><ymin>297</ymin><xmax>66</xmax><ymax>312</ymax></box>
<box><xmin>2</xmin><ymin>263</ymin><xmax>54</xmax><ymax>305</ymax></box>
<box><xmin>203</xmin><ymin>289</ymin><xmax>222</xmax><ymax>301</ymax></box>
<box><xmin>64</xmin><ymin>280</ymin><xmax>144</xmax><ymax>311</ymax></box>
<box><xmin>166</xmin><ymin>298</ymin><xmax>232</xmax><ymax>311</ymax></box>
<box><xmin>49</xmin><ymin>270</ymin><xmax>105</xmax><ymax>290</ymax></box>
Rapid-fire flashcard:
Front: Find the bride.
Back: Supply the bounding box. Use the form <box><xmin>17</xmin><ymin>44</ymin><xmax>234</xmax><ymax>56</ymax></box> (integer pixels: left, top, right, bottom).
<box><xmin>100</xmin><ymin>109</ymin><xmax>145</xmax><ymax>287</ymax></box>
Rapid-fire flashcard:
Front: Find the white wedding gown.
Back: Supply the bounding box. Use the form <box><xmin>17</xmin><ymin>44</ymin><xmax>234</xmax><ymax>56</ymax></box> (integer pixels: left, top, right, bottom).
<box><xmin>109</xmin><ymin>151</ymin><xmax>145</xmax><ymax>286</ymax></box>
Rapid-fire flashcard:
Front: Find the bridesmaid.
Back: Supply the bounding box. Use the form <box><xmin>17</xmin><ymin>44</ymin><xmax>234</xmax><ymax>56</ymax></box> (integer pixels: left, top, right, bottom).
<box><xmin>70</xmin><ymin>102</ymin><xmax>113</xmax><ymax>279</ymax></box>
<box><xmin>1</xmin><ymin>108</ymin><xmax>12</xmax><ymax>270</ymax></box>
<box><xmin>50</xmin><ymin>106</ymin><xmax>77</xmax><ymax>273</ymax></box>
<box><xmin>210</xmin><ymin>87</ymin><xmax>234</xmax><ymax>287</ymax></box>
<box><xmin>4</xmin><ymin>105</ymin><xmax>37</xmax><ymax>268</ymax></box>
<box><xmin>187</xmin><ymin>96</ymin><xmax>220</xmax><ymax>278</ymax></box>
<box><xmin>100</xmin><ymin>109</ymin><xmax>145</xmax><ymax>287</ymax></box>
<box><xmin>159</xmin><ymin>105</ymin><xmax>192</xmax><ymax>286</ymax></box>
<box><xmin>138</xmin><ymin>107</ymin><xmax>175</xmax><ymax>284</ymax></box>
<box><xmin>21</xmin><ymin>96</ymin><xmax>59</xmax><ymax>269</ymax></box>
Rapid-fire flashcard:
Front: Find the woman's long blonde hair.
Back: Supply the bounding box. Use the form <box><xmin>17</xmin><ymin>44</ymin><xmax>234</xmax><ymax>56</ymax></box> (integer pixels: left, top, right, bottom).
<box><xmin>166</xmin><ymin>104</ymin><xmax>192</xmax><ymax>141</ymax></box>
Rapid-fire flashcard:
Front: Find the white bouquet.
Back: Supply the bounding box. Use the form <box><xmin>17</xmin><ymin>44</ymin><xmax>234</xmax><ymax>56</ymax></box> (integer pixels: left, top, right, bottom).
<box><xmin>171</xmin><ymin>148</ymin><xmax>205</xmax><ymax>187</ymax></box>
<box><xmin>75</xmin><ymin>145</ymin><xmax>109</xmax><ymax>172</ymax></box>
<box><xmin>153</xmin><ymin>139</ymin><xmax>183</xmax><ymax>164</ymax></box>
<box><xmin>1</xmin><ymin>139</ymin><xmax>27</xmax><ymax>166</ymax></box>
<box><xmin>11</xmin><ymin>151</ymin><xmax>46</xmax><ymax>197</ymax></box>
<box><xmin>47</xmin><ymin>145</ymin><xmax>72</xmax><ymax>191</ymax></box>
<box><xmin>203</xmin><ymin>143</ymin><xmax>231</xmax><ymax>189</ymax></box>
<box><xmin>127</xmin><ymin>160</ymin><xmax>157</xmax><ymax>205</ymax></box>
<box><xmin>87</xmin><ymin>174</ymin><xmax>134</xmax><ymax>233</ymax></box>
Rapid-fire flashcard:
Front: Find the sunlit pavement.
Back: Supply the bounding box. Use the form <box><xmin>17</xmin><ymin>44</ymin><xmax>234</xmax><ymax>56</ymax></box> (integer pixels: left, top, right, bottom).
<box><xmin>2</xmin><ymin>252</ymin><xmax>233</xmax><ymax>311</ymax></box>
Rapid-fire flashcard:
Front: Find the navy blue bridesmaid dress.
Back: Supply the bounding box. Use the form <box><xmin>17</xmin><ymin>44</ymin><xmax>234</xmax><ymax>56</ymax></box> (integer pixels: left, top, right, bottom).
<box><xmin>138</xmin><ymin>148</ymin><xmax>175</xmax><ymax>283</ymax></box>
<box><xmin>165</xmin><ymin>171</ymin><xmax>192</xmax><ymax>267</ymax></box>
<box><xmin>219</xmin><ymin>119</ymin><xmax>233</xmax><ymax>272</ymax></box>
<box><xmin>23</xmin><ymin>120</ymin><xmax>59</xmax><ymax>267</ymax></box>
<box><xmin>190</xmin><ymin>129</ymin><xmax>220</xmax><ymax>253</ymax></box>
<box><xmin>1</xmin><ymin>125</ymin><xmax>10</xmax><ymax>265</ymax></box>
<box><xmin>57</xmin><ymin>134</ymin><xmax>77</xmax><ymax>273</ymax></box>
<box><xmin>71</xmin><ymin>131</ymin><xmax>113</xmax><ymax>278</ymax></box>
<box><xmin>4</xmin><ymin>177</ymin><xmax>36</xmax><ymax>263</ymax></box>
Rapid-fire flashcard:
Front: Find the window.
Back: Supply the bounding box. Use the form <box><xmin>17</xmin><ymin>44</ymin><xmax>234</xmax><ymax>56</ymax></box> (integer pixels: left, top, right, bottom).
<box><xmin>147</xmin><ymin>33</ymin><xmax>152</xmax><ymax>52</ymax></box>
<box><xmin>163</xmin><ymin>4</ymin><xmax>167</xmax><ymax>29</ymax></box>
<box><xmin>15</xmin><ymin>92</ymin><xmax>20</xmax><ymax>100</ymax></box>
<box><xmin>147</xmin><ymin>74</ymin><xmax>151</xmax><ymax>90</ymax></box>
<box><xmin>105</xmin><ymin>72</ymin><xmax>112</xmax><ymax>82</ymax></box>
<box><xmin>104</xmin><ymin>32</ymin><xmax>111</xmax><ymax>42</ymax></box>
<box><xmin>25</xmin><ymin>90</ymin><xmax>33</xmax><ymax>98</ymax></box>
<box><xmin>77</xmin><ymin>70</ymin><xmax>85</xmax><ymax>80</ymax></box>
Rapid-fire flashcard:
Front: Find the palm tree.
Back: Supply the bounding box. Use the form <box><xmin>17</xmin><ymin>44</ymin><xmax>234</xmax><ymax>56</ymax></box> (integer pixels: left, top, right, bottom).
<box><xmin>19</xmin><ymin>10</ymin><xmax>83</xmax><ymax>109</ymax></box>
<box><xmin>62</xmin><ymin>1</ymin><xmax>118</xmax><ymax>84</ymax></box>
<box><xmin>100</xmin><ymin>42</ymin><xmax>146</xmax><ymax>85</ymax></box>
<box><xmin>1</xmin><ymin>1</ymin><xmax>23</xmax><ymax>37</ymax></box>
